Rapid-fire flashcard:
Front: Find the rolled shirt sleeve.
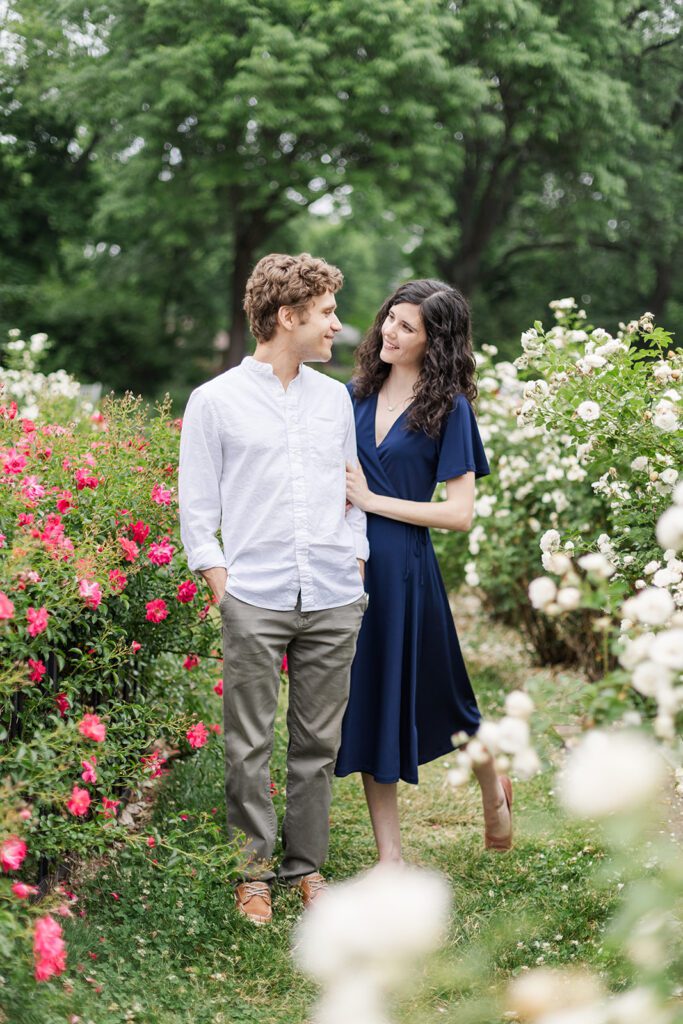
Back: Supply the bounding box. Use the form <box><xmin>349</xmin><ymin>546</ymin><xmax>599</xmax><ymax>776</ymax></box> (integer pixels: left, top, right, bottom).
<box><xmin>178</xmin><ymin>390</ymin><xmax>228</xmax><ymax>572</ymax></box>
<box><xmin>342</xmin><ymin>390</ymin><xmax>370</xmax><ymax>562</ymax></box>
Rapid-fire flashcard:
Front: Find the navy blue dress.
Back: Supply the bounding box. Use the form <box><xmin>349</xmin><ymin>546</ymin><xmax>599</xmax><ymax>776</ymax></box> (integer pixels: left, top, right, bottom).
<box><xmin>335</xmin><ymin>388</ymin><xmax>490</xmax><ymax>785</ymax></box>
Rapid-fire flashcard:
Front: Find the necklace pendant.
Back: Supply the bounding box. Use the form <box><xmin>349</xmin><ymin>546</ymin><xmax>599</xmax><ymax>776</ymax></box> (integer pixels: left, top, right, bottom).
<box><xmin>387</xmin><ymin>403</ymin><xmax>396</xmax><ymax>411</ymax></box>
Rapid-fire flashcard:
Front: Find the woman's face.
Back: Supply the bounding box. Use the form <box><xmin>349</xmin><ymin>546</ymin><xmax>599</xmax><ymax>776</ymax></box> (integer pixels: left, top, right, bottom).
<box><xmin>379</xmin><ymin>302</ymin><xmax>427</xmax><ymax>370</ymax></box>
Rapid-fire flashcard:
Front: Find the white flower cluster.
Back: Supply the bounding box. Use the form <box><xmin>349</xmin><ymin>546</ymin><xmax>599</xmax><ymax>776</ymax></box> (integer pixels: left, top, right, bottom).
<box><xmin>1</xmin><ymin>330</ymin><xmax>83</xmax><ymax>419</ymax></box>
<box><xmin>508</xmin><ymin>970</ymin><xmax>670</xmax><ymax>1024</ymax></box>
<box><xmin>294</xmin><ymin>865</ymin><xmax>451</xmax><ymax>1024</ymax></box>
<box><xmin>447</xmin><ymin>690</ymin><xmax>540</xmax><ymax>788</ymax></box>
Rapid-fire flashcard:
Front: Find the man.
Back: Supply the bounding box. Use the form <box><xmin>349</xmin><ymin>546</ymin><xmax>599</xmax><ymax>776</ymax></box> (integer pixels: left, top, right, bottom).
<box><xmin>178</xmin><ymin>253</ymin><xmax>368</xmax><ymax>925</ymax></box>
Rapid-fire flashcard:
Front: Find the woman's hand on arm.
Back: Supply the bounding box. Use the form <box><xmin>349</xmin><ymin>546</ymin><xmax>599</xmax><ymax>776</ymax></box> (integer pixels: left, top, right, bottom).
<box><xmin>345</xmin><ymin>466</ymin><xmax>475</xmax><ymax>532</ymax></box>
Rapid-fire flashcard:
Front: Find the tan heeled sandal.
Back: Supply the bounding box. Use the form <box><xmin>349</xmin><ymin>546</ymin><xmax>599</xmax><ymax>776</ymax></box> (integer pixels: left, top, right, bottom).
<box><xmin>484</xmin><ymin>775</ymin><xmax>513</xmax><ymax>851</ymax></box>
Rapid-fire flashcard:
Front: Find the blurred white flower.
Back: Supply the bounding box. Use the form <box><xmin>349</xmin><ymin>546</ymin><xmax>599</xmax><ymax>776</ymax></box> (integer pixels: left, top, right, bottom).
<box><xmin>618</xmin><ymin>632</ymin><xmax>655</xmax><ymax>670</ymax></box>
<box><xmin>513</xmin><ymin>747</ymin><xmax>542</xmax><ymax>779</ymax></box>
<box><xmin>622</xmin><ymin>587</ymin><xmax>674</xmax><ymax>626</ymax></box>
<box><xmin>497</xmin><ymin>716</ymin><xmax>530</xmax><ymax>754</ymax></box>
<box><xmin>578</xmin><ymin>553</ymin><xmax>616</xmax><ymax>578</ymax></box>
<box><xmin>656</xmin><ymin>505</ymin><xmax>683</xmax><ymax>551</ymax></box>
<box><xmin>630</xmin><ymin>456</ymin><xmax>649</xmax><ymax>472</ymax></box>
<box><xmin>643</xmin><ymin>560</ymin><xmax>661</xmax><ymax>575</ymax></box>
<box><xmin>556</xmin><ymin>587</ymin><xmax>581</xmax><ymax>611</ymax></box>
<box><xmin>542</xmin><ymin>552</ymin><xmax>572</xmax><ymax>576</ymax></box>
<box><xmin>507</xmin><ymin>967</ymin><xmax>603</xmax><ymax>1023</ymax></box>
<box><xmin>504</xmin><ymin>690</ymin><xmax>535</xmax><ymax>720</ymax></box>
<box><xmin>576</xmin><ymin>401</ymin><xmax>600</xmax><ymax>422</ymax></box>
<box><xmin>660</xmin><ymin>468</ymin><xmax>678</xmax><ymax>487</ymax></box>
<box><xmin>631</xmin><ymin>660</ymin><xmax>672</xmax><ymax>698</ymax></box>
<box><xmin>558</xmin><ymin>730</ymin><xmax>666</xmax><ymax>819</ymax></box>
<box><xmin>648</xmin><ymin>629</ymin><xmax>683</xmax><ymax>670</ymax></box>
<box><xmin>540</xmin><ymin>529</ymin><xmax>561</xmax><ymax>553</ymax></box>
<box><xmin>529</xmin><ymin>576</ymin><xmax>558</xmax><ymax>609</ymax></box>
<box><xmin>652</xmin><ymin>566</ymin><xmax>681</xmax><ymax>588</ymax></box>
<box><xmin>652</xmin><ymin>361</ymin><xmax>673</xmax><ymax>383</ymax></box>
<box><xmin>653</xmin><ymin>405</ymin><xmax>679</xmax><ymax>432</ymax></box>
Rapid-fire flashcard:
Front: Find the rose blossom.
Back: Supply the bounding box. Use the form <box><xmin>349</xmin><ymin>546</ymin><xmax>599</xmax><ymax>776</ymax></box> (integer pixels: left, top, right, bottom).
<box><xmin>186</xmin><ymin>722</ymin><xmax>209</xmax><ymax>749</ymax></box>
<box><xmin>78</xmin><ymin>713</ymin><xmax>106</xmax><ymax>742</ymax></box>
<box><xmin>78</xmin><ymin>579</ymin><xmax>103</xmax><ymax>610</ymax></box>
<box><xmin>151</xmin><ymin>483</ymin><xmax>173</xmax><ymax>505</ymax></box>
<box><xmin>28</xmin><ymin>658</ymin><xmax>46</xmax><ymax>683</ymax></box>
<box><xmin>130</xmin><ymin>520</ymin><xmax>150</xmax><ymax>544</ymax></box>
<box><xmin>55</xmin><ymin>692</ymin><xmax>70</xmax><ymax>716</ymax></box>
<box><xmin>528</xmin><ymin>576</ymin><xmax>557</xmax><ymax>610</ymax></box>
<box><xmin>26</xmin><ymin>605</ymin><xmax>49</xmax><ymax>636</ymax></box>
<box><xmin>108</xmin><ymin>569</ymin><xmax>127</xmax><ymax>593</ymax></box>
<box><xmin>177</xmin><ymin>580</ymin><xmax>198</xmax><ymax>603</ymax></box>
<box><xmin>66</xmin><ymin>786</ymin><xmax>91</xmax><ymax>816</ymax></box>
<box><xmin>183</xmin><ymin>654</ymin><xmax>199</xmax><ymax>671</ymax></box>
<box><xmin>81</xmin><ymin>757</ymin><xmax>97</xmax><ymax>783</ymax></box>
<box><xmin>146</xmin><ymin>598</ymin><xmax>169</xmax><ymax>623</ymax></box>
<box><xmin>558</xmin><ymin>730</ymin><xmax>666</xmax><ymax>819</ymax></box>
<box><xmin>213</xmin><ymin>679</ymin><xmax>223</xmax><ymax>696</ymax></box>
<box><xmin>622</xmin><ymin>587</ymin><xmax>674</xmax><ymax>626</ymax></box>
<box><xmin>648</xmin><ymin>629</ymin><xmax>683</xmax><ymax>671</ymax></box>
<box><xmin>576</xmin><ymin>401</ymin><xmax>600</xmax><ymax>422</ymax></box>
<box><xmin>12</xmin><ymin>881</ymin><xmax>39</xmax><ymax>898</ymax></box>
<box><xmin>2</xmin><ymin>448</ymin><xmax>28</xmax><ymax>474</ymax></box>
<box><xmin>0</xmin><ymin>591</ymin><xmax>15</xmax><ymax>620</ymax></box>
<box><xmin>100</xmin><ymin>797</ymin><xmax>120</xmax><ymax>819</ymax></box>
<box><xmin>656</xmin><ymin>505</ymin><xmax>683</xmax><ymax>551</ymax></box>
<box><xmin>33</xmin><ymin>914</ymin><xmax>67</xmax><ymax>981</ymax></box>
<box><xmin>147</xmin><ymin>539</ymin><xmax>175</xmax><ymax>566</ymax></box>
<box><xmin>1</xmin><ymin>836</ymin><xmax>27</xmax><ymax>871</ymax></box>
<box><xmin>118</xmin><ymin>536</ymin><xmax>139</xmax><ymax>562</ymax></box>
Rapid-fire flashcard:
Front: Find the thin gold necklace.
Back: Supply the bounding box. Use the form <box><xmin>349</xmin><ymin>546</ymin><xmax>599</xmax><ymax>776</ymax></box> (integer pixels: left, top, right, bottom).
<box><xmin>383</xmin><ymin>383</ymin><xmax>415</xmax><ymax>412</ymax></box>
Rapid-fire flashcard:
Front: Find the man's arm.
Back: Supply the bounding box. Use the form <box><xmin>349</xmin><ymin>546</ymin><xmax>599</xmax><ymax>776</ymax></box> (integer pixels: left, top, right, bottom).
<box><xmin>178</xmin><ymin>390</ymin><xmax>228</xmax><ymax>601</ymax></box>
<box><xmin>341</xmin><ymin>390</ymin><xmax>369</xmax><ymax>580</ymax></box>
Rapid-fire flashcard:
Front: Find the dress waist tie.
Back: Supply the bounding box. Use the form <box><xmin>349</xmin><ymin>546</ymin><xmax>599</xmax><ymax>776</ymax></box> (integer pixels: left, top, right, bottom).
<box><xmin>403</xmin><ymin>525</ymin><xmax>429</xmax><ymax>585</ymax></box>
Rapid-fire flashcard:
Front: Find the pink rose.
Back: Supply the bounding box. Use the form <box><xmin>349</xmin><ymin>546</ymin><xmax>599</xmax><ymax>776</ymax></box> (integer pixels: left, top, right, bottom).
<box><xmin>213</xmin><ymin>679</ymin><xmax>223</xmax><ymax>696</ymax></box>
<box><xmin>108</xmin><ymin>569</ymin><xmax>127</xmax><ymax>593</ymax></box>
<box><xmin>33</xmin><ymin>914</ymin><xmax>67</xmax><ymax>981</ymax></box>
<box><xmin>183</xmin><ymin>654</ymin><xmax>199</xmax><ymax>671</ymax></box>
<box><xmin>145</xmin><ymin>598</ymin><xmax>169</xmax><ymax>623</ymax></box>
<box><xmin>186</xmin><ymin>722</ymin><xmax>209</xmax><ymax>749</ymax></box>
<box><xmin>80</xmin><ymin>757</ymin><xmax>97</xmax><ymax>784</ymax></box>
<box><xmin>12</xmin><ymin>881</ymin><xmax>39</xmax><ymax>899</ymax></box>
<box><xmin>28</xmin><ymin>659</ymin><xmax>46</xmax><ymax>683</ymax></box>
<box><xmin>78</xmin><ymin>714</ymin><xmax>106</xmax><ymax>742</ymax></box>
<box><xmin>78</xmin><ymin>579</ymin><xmax>103</xmax><ymax>610</ymax></box>
<box><xmin>131</xmin><ymin>640</ymin><xmax>141</xmax><ymax>653</ymax></box>
<box><xmin>66</xmin><ymin>786</ymin><xmax>91</xmax><ymax>816</ymax></box>
<box><xmin>176</xmin><ymin>580</ymin><xmax>198</xmax><ymax>604</ymax></box>
<box><xmin>130</xmin><ymin>520</ymin><xmax>150</xmax><ymax>544</ymax></box>
<box><xmin>100</xmin><ymin>797</ymin><xmax>120</xmax><ymax>819</ymax></box>
<box><xmin>26</xmin><ymin>605</ymin><xmax>49</xmax><ymax>637</ymax></box>
<box><xmin>55</xmin><ymin>692</ymin><xmax>70</xmax><ymax>717</ymax></box>
<box><xmin>147</xmin><ymin>539</ymin><xmax>174</xmax><ymax>566</ymax></box>
<box><xmin>2</xmin><ymin>448</ymin><xmax>28</xmax><ymax>474</ymax></box>
<box><xmin>118</xmin><ymin>537</ymin><xmax>139</xmax><ymax>562</ymax></box>
<box><xmin>0</xmin><ymin>591</ymin><xmax>15</xmax><ymax>620</ymax></box>
<box><xmin>1</xmin><ymin>836</ymin><xmax>27</xmax><ymax>871</ymax></box>
<box><xmin>151</xmin><ymin>483</ymin><xmax>173</xmax><ymax>506</ymax></box>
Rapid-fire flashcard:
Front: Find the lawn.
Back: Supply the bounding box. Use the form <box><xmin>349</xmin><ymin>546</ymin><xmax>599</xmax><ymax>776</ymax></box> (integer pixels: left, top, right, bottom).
<box><xmin>2</xmin><ymin>600</ymin><xmax>629</xmax><ymax>1024</ymax></box>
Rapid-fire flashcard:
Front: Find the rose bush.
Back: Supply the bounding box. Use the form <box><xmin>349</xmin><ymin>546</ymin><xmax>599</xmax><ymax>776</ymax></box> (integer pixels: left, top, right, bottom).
<box><xmin>0</xmin><ymin>332</ymin><xmax>234</xmax><ymax>983</ymax></box>
<box><xmin>436</xmin><ymin>303</ymin><xmax>682</xmax><ymax>678</ymax></box>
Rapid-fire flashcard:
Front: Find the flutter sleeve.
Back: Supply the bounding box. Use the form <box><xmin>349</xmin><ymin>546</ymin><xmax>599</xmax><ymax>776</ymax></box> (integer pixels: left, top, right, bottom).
<box><xmin>436</xmin><ymin>395</ymin><xmax>491</xmax><ymax>482</ymax></box>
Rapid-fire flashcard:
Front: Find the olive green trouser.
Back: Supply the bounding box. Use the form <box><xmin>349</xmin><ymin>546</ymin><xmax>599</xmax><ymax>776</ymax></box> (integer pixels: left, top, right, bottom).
<box><xmin>220</xmin><ymin>591</ymin><xmax>367</xmax><ymax>882</ymax></box>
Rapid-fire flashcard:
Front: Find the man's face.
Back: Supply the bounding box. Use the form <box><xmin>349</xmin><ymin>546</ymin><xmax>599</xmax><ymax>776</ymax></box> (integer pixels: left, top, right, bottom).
<box><xmin>291</xmin><ymin>291</ymin><xmax>342</xmax><ymax>363</ymax></box>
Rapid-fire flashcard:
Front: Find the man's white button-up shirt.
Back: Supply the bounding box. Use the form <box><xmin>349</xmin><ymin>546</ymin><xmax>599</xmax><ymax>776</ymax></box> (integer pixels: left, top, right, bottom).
<box><xmin>178</xmin><ymin>357</ymin><xmax>369</xmax><ymax>612</ymax></box>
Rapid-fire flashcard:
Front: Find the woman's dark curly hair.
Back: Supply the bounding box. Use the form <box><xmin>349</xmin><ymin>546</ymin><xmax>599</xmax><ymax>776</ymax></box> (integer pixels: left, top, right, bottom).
<box><xmin>352</xmin><ymin>279</ymin><xmax>478</xmax><ymax>438</ymax></box>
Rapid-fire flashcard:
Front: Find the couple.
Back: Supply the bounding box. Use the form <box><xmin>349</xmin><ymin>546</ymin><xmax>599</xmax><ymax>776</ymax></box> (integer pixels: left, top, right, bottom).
<box><xmin>178</xmin><ymin>253</ymin><xmax>512</xmax><ymax>926</ymax></box>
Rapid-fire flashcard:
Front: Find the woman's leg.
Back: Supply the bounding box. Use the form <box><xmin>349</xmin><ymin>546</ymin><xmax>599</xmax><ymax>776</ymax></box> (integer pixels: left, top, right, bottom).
<box><xmin>472</xmin><ymin>759</ymin><xmax>511</xmax><ymax>843</ymax></box>
<box><xmin>362</xmin><ymin>773</ymin><xmax>403</xmax><ymax>863</ymax></box>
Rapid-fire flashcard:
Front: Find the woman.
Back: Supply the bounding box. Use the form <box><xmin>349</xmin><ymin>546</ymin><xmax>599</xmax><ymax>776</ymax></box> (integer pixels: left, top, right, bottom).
<box><xmin>335</xmin><ymin>279</ymin><xmax>512</xmax><ymax>862</ymax></box>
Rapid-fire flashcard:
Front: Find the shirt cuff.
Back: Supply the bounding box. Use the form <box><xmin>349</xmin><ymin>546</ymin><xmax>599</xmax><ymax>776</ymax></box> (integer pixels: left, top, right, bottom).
<box><xmin>186</xmin><ymin>542</ymin><xmax>227</xmax><ymax>574</ymax></box>
<box><xmin>353</xmin><ymin>536</ymin><xmax>370</xmax><ymax>562</ymax></box>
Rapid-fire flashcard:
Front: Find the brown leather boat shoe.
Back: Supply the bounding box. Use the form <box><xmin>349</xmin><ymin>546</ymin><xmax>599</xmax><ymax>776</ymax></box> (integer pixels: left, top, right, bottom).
<box><xmin>235</xmin><ymin>880</ymin><xmax>272</xmax><ymax>925</ymax></box>
<box><xmin>291</xmin><ymin>871</ymin><xmax>328</xmax><ymax>909</ymax></box>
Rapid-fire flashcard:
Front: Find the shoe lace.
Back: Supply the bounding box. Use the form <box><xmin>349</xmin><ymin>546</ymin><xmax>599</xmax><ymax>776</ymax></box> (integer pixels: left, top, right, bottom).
<box><xmin>305</xmin><ymin>874</ymin><xmax>327</xmax><ymax>895</ymax></box>
<box><xmin>240</xmin><ymin>881</ymin><xmax>269</xmax><ymax>900</ymax></box>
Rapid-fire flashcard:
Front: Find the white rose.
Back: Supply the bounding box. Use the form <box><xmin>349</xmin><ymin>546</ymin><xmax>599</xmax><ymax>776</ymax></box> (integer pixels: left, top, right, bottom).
<box><xmin>558</xmin><ymin>730</ymin><xmax>666</xmax><ymax>819</ymax></box>
<box><xmin>504</xmin><ymin>690</ymin><xmax>535</xmax><ymax>720</ymax></box>
<box><xmin>576</xmin><ymin>401</ymin><xmax>600</xmax><ymax>422</ymax></box>
<box><xmin>630</xmin><ymin>456</ymin><xmax>649</xmax><ymax>472</ymax></box>
<box><xmin>653</xmin><ymin>408</ymin><xmax>679</xmax><ymax>432</ymax></box>
<box><xmin>643</xmin><ymin>560</ymin><xmax>660</xmax><ymax>575</ymax></box>
<box><xmin>496</xmin><ymin>716</ymin><xmax>530</xmax><ymax>754</ymax></box>
<box><xmin>656</xmin><ymin>505</ymin><xmax>683</xmax><ymax>551</ymax></box>
<box><xmin>542</xmin><ymin>552</ymin><xmax>572</xmax><ymax>575</ymax></box>
<box><xmin>539</xmin><ymin>528</ymin><xmax>561</xmax><ymax>553</ymax></box>
<box><xmin>653</xmin><ymin>566</ymin><xmax>682</xmax><ymax>588</ymax></box>
<box><xmin>528</xmin><ymin>576</ymin><xmax>558</xmax><ymax>610</ymax></box>
<box><xmin>631</xmin><ymin>660</ymin><xmax>672</xmax><ymax>698</ymax></box>
<box><xmin>624</xmin><ymin>587</ymin><xmax>675</xmax><ymax>626</ymax></box>
<box><xmin>618</xmin><ymin>632</ymin><xmax>655</xmax><ymax>669</ymax></box>
<box><xmin>674</xmin><ymin>482</ymin><xmax>683</xmax><ymax>506</ymax></box>
<box><xmin>578</xmin><ymin>552</ymin><xmax>616</xmax><ymax>578</ymax></box>
<box><xmin>648</xmin><ymin>629</ymin><xmax>683</xmax><ymax>670</ymax></box>
<box><xmin>660</xmin><ymin>468</ymin><xmax>678</xmax><ymax>487</ymax></box>
<box><xmin>557</xmin><ymin>587</ymin><xmax>581</xmax><ymax>611</ymax></box>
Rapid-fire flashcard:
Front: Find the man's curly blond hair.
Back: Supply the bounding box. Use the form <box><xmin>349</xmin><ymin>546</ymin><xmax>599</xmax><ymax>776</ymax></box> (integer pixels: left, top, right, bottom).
<box><xmin>243</xmin><ymin>253</ymin><xmax>343</xmax><ymax>343</ymax></box>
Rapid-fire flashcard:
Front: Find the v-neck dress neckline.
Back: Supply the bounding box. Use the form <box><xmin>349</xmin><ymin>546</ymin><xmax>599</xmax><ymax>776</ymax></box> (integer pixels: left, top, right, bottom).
<box><xmin>373</xmin><ymin>392</ymin><xmax>414</xmax><ymax>449</ymax></box>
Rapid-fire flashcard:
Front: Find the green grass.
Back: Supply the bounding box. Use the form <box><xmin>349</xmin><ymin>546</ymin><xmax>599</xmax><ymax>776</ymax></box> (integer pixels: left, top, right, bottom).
<box><xmin>1</xmin><ymin>612</ymin><xmax>630</xmax><ymax>1024</ymax></box>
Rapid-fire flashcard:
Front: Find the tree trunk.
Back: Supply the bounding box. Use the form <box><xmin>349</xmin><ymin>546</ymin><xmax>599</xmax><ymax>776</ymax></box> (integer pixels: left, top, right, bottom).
<box><xmin>648</xmin><ymin>257</ymin><xmax>673</xmax><ymax>321</ymax></box>
<box><xmin>224</xmin><ymin>239</ymin><xmax>253</xmax><ymax>370</ymax></box>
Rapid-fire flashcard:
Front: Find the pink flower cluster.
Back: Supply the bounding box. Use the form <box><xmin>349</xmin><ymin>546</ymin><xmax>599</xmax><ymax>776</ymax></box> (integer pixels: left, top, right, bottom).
<box><xmin>186</xmin><ymin>722</ymin><xmax>209</xmax><ymax>749</ymax></box>
<box><xmin>33</xmin><ymin>914</ymin><xmax>67</xmax><ymax>981</ymax></box>
<box><xmin>78</xmin><ymin>714</ymin><xmax>106</xmax><ymax>742</ymax></box>
<box><xmin>1</xmin><ymin>836</ymin><xmax>27</xmax><ymax>872</ymax></box>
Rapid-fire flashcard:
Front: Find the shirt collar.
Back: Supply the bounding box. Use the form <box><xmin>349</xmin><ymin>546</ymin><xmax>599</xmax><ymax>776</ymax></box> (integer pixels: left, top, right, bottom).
<box><xmin>242</xmin><ymin>356</ymin><xmax>304</xmax><ymax>384</ymax></box>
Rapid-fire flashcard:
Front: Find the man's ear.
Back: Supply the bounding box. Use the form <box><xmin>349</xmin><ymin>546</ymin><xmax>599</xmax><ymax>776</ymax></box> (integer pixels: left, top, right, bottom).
<box><xmin>277</xmin><ymin>305</ymin><xmax>297</xmax><ymax>333</ymax></box>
